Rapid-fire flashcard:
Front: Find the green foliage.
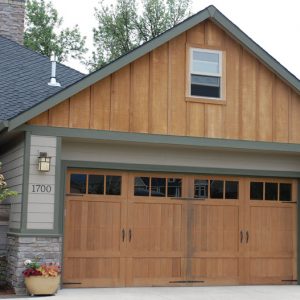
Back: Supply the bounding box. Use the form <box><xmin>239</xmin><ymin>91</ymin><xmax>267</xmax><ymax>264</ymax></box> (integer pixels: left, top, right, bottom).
<box><xmin>0</xmin><ymin>163</ymin><xmax>17</xmax><ymax>202</ymax></box>
<box><xmin>24</xmin><ymin>0</ymin><xmax>87</xmax><ymax>63</ymax></box>
<box><xmin>90</xmin><ymin>0</ymin><xmax>192</xmax><ymax>70</ymax></box>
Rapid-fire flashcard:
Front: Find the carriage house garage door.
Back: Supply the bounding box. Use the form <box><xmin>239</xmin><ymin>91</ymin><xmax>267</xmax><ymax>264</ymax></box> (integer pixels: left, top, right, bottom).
<box><xmin>63</xmin><ymin>169</ymin><xmax>297</xmax><ymax>287</ymax></box>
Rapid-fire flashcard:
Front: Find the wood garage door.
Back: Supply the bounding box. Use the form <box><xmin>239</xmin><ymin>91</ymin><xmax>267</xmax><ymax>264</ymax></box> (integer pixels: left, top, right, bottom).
<box><xmin>63</xmin><ymin>170</ymin><xmax>297</xmax><ymax>287</ymax></box>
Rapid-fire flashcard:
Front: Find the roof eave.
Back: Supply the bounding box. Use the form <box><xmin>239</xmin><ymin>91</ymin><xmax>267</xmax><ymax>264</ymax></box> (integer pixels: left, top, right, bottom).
<box><xmin>0</xmin><ymin>120</ymin><xmax>8</xmax><ymax>133</ymax></box>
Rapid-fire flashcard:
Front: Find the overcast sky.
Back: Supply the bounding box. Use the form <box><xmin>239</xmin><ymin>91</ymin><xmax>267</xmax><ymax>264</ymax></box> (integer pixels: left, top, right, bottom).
<box><xmin>51</xmin><ymin>0</ymin><xmax>300</xmax><ymax>78</ymax></box>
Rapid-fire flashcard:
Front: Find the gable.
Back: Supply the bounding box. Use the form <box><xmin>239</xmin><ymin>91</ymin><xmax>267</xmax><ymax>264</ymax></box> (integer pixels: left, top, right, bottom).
<box><xmin>27</xmin><ymin>20</ymin><xmax>300</xmax><ymax>144</ymax></box>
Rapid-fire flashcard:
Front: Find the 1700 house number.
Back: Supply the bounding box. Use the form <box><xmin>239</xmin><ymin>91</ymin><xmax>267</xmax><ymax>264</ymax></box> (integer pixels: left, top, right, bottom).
<box><xmin>31</xmin><ymin>184</ymin><xmax>52</xmax><ymax>193</ymax></box>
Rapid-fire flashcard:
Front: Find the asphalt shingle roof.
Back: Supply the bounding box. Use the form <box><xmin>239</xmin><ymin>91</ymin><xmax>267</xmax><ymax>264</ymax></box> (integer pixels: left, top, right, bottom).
<box><xmin>0</xmin><ymin>35</ymin><xmax>84</xmax><ymax>121</ymax></box>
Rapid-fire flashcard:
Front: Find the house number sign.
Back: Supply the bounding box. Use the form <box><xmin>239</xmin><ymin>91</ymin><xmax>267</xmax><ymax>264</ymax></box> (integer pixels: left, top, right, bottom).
<box><xmin>31</xmin><ymin>184</ymin><xmax>52</xmax><ymax>193</ymax></box>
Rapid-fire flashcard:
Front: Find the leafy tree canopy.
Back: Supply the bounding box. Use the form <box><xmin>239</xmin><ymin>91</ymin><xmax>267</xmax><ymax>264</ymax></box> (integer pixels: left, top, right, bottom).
<box><xmin>90</xmin><ymin>0</ymin><xmax>192</xmax><ymax>70</ymax></box>
<box><xmin>24</xmin><ymin>0</ymin><xmax>87</xmax><ymax>63</ymax></box>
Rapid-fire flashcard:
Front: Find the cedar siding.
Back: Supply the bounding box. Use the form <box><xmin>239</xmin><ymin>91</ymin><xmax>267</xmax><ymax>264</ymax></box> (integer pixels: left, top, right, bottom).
<box><xmin>28</xmin><ymin>21</ymin><xmax>300</xmax><ymax>143</ymax></box>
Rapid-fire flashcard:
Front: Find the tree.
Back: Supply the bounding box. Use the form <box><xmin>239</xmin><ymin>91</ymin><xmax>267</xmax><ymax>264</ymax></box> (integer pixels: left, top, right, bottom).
<box><xmin>0</xmin><ymin>163</ymin><xmax>17</xmax><ymax>202</ymax></box>
<box><xmin>24</xmin><ymin>0</ymin><xmax>87</xmax><ymax>63</ymax></box>
<box><xmin>90</xmin><ymin>0</ymin><xmax>192</xmax><ymax>70</ymax></box>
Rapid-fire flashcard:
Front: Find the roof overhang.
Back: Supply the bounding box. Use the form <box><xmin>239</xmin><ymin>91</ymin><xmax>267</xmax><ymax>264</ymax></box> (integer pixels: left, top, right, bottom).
<box><xmin>4</xmin><ymin>5</ymin><xmax>300</xmax><ymax>132</ymax></box>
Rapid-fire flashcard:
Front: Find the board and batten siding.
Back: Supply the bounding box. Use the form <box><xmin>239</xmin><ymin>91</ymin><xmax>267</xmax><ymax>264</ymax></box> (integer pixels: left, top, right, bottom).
<box><xmin>0</xmin><ymin>139</ymin><xmax>24</xmax><ymax>231</ymax></box>
<box><xmin>61</xmin><ymin>141</ymin><xmax>300</xmax><ymax>174</ymax></box>
<box><xmin>28</xmin><ymin>20</ymin><xmax>300</xmax><ymax>144</ymax></box>
<box><xmin>27</xmin><ymin>135</ymin><xmax>57</xmax><ymax>230</ymax></box>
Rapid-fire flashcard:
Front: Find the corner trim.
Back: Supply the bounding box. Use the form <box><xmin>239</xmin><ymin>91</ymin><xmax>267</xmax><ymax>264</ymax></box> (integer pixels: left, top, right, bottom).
<box><xmin>54</xmin><ymin>137</ymin><xmax>62</xmax><ymax>233</ymax></box>
<box><xmin>19</xmin><ymin>131</ymin><xmax>30</xmax><ymax>233</ymax></box>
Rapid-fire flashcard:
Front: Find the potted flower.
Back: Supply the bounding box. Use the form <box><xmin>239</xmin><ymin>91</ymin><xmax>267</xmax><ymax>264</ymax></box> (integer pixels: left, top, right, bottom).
<box><xmin>23</xmin><ymin>259</ymin><xmax>61</xmax><ymax>296</ymax></box>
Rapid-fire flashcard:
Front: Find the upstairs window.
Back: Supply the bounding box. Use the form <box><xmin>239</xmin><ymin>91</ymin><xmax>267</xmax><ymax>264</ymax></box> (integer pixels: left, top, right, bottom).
<box><xmin>190</xmin><ymin>48</ymin><xmax>222</xmax><ymax>99</ymax></box>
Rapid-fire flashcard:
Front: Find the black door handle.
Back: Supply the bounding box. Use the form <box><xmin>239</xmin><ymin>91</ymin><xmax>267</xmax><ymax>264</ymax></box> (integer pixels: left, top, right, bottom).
<box><xmin>122</xmin><ymin>229</ymin><xmax>125</xmax><ymax>242</ymax></box>
<box><xmin>240</xmin><ymin>230</ymin><xmax>243</xmax><ymax>243</ymax></box>
<box><xmin>129</xmin><ymin>229</ymin><xmax>132</xmax><ymax>242</ymax></box>
<box><xmin>246</xmin><ymin>231</ymin><xmax>249</xmax><ymax>243</ymax></box>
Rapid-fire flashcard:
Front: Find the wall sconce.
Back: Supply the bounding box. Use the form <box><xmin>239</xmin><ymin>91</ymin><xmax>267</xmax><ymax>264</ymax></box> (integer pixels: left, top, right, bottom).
<box><xmin>38</xmin><ymin>152</ymin><xmax>51</xmax><ymax>172</ymax></box>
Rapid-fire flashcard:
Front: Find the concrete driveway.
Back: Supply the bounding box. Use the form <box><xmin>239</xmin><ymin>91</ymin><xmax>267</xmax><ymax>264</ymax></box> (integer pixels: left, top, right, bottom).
<box><xmin>6</xmin><ymin>286</ymin><xmax>300</xmax><ymax>300</ymax></box>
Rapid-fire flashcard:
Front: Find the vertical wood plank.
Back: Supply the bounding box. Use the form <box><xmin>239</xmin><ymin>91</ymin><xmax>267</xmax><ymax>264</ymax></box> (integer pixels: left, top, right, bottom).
<box><xmin>69</xmin><ymin>88</ymin><xmax>91</xmax><ymax>129</ymax></box>
<box><xmin>130</xmin><ymin>55</ymin><xmax>149</xmax><ymax>133</ymax></box>
<box><xmin>168</xmin><ymin>33</ymin><xmax>187</xmax><ymax>136</ymax></box>
<box><xmin>110</xmin><ymin>66</ymin><xmax>130</xmax><ymax>132</ymax></box>
<box><xmin>49</xmin><ymin>100</ymin><xmax>70</xmax><ymax>127</ymax></box>
<box><xmin>27</xmin><ymin>111</ymin><xmax>49</xmax><ymax>126</ymax></box>
<box><xmin>240</xmin><ymin>49</ymin><xmax>257</xmax><ymax>140</ymax></box>
<box><xmin>186</xmin><ymin>23</ymin><xmax>205</xmax><ymax>137</ymax></box>
<box><xmin>256</xmin><ymin>65</ymin><xmax>273</xmax><ymax>141</ymax></box>
<box><xmin>204</xmin><ymin>21</ymin><xmax>225</xmax><ymax>138</ymax></box>
<box><xmin>273</xmin><ymin>78</ymin><xmax>289</xmax><ymax>142</ymax></box>
<box><xmin>224</xmin><ymin>36</ymin><xmax>240</xmax><ymax>140</ymax></box>
<box><xmin>149</xmin><ymin>44</ymin><xmax>168</xmax><ymax>135</ymax></box>
<box><xmin>289</xmin><ymin>91</ymin><xmax>300</xmax><ymax>143</ymax></box>
<box><xmin>90</xmin><ymin>77</ymin><xmax>111</xmax><ymax>130</ymax></box>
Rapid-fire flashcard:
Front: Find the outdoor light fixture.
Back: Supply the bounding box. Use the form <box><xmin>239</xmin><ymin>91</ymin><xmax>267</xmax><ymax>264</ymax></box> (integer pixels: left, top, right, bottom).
<box><xmin>38</xmin><ymin>152</ymin><xmax>51</xmax><ymax>172</ymax></box>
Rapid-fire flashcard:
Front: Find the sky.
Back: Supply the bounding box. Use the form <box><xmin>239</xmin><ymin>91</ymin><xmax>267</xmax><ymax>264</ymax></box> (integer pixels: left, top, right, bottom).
<box><xmin>51</xmin><ymin>0</ymin><xmax>300</xmax><ymax>79</ymax></box>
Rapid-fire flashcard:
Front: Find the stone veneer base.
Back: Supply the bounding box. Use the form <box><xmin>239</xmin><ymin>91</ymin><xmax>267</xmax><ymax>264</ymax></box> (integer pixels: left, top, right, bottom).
<box><xmin>7</xmin><ymin>235</ymin><xmax>62</xmax><ymax>295</ymax></box>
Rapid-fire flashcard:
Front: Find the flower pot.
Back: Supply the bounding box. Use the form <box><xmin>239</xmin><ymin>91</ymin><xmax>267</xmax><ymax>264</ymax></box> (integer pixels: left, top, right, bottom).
<box><xmin>24</xmin><ymin>275</ymin><xmax>60</xmax><ymax>296</ymax></box>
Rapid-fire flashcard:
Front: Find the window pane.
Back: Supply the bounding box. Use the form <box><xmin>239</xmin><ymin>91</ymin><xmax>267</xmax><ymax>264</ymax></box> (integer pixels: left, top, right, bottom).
<box><xmin>134</xmin><ymin>177</ymin><xmax>150</xmax><ymax>196</ymax></box>
<box><xmin>151</xmin><ymin>177</ymin><xmax>166</xmax><ymax>197</ymax></box>
<box><xmin>167</xmin><ymin>178</ymin><xmax>182</xmax><ymax>197</ymax></box>
<box><xmin>70</xmin><ymin>174</ymin><xmax>86</xmax><ymax>194</ymax></box>
<box><xmin>106</xmin><ymin>176</ymin><xmax>121</xmax><ymax>195</ymax></box>
<box><xmin>192</xmin><ymin>61</ymin><xmax>219</xmax><ymax>74</ymax></box>
<box><xmin>191</xmin><ymin>75</ymin><xmax>220</xmax><ymax>87</ymax></box>
<box><xmin>88</xmin><ymin>175</ymin><xmax>104</xmax><ymax>195</ymax></box>
<box><xmin>250</xmin><ymin>182</ymin><xmax>263</xmax><ymax>200</ymax></box>
<box><xmin>265</xmin><ymin>182</ymin><xmax>278</xmax><ymax>201</ymax></box>
<box><xmin>225</xmin><ymin>181</ymin><xmax>239</xmax><ymax>199</ymax></box>
<box><xmin>194</xmin><ymin>179</ymin><xmax>208</xmax><ymax>199</ymax></box>
<box><xmin>280</xmin><ymin>183</ymin><xmax>292</xmax><ymax>201</ymax></box>
<box><xmin>193</xmin><ymin>51</ymin><xmax>219</xmax><ymax>63</ymax></box>
<box><xmin>191</xmin><ymin>84</ymin><xmax>220</xmax><ymax>98</ymax></box>
<box><xmin>210</xmin><ymin>180</ymin><xmax>224</xmax><ymax>199</ymax></box>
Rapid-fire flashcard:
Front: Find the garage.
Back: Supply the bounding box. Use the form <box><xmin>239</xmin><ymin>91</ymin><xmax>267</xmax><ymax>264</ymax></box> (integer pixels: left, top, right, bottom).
<box><xmin>63</xmin><ymin>169</ymin><xmax>297</xmax><ymax>287</ymax></box>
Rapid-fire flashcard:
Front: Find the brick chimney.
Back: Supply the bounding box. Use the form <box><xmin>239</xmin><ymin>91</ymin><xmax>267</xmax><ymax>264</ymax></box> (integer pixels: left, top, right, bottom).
<box><xmin>0</xmin><ymin>0</ymin><xmax>25</xmax><ymax>44</ymax></box>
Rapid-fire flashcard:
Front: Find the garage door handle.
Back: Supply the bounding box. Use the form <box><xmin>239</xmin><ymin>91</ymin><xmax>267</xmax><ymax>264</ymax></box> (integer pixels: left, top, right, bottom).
<box><xmin>246</xmin><ymin>231</ymin><xmax>249</xmax><ymax>243</ymax></box>
<box><xmin>122</xmin><ymin>229</ymin><xmax>125</xmax><ymax>242</ymax></box>
<box><xmin>129</xmin><ymin>229</ymin><xmax>132</xmax><ymax>242</ymax></box>
<box><xmin>240</xmin><ymin>230</ymin><xmax>243</xmax><ymax>243</ymax></box>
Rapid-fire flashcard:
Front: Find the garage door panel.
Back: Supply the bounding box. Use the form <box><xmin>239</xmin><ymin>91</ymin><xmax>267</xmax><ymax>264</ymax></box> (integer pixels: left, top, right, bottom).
<box><xmin>187</xmin><ymin>204</ymin><xmax>239</xmax><ymax>253</ymax></box>
<box><xmin>64</xmin><ymin>258</ymin><xmax>123</xmax><ymax>285</ymax></box>
<box><xmin>128</xmin><ymin>202</ymin><xmax>184</xmax><ymax>253</ymax></box>
<box><xmin>250</xmin><ymin>258</ymin><xmax>294</xmax><ymax>282</ymax></box>
<box><xmin>130</xmin><ymin>257</ymin><xmax>183</xmax><ymax>285</ymax></box>
<box><xmin>187</xmin><ymin>258</ymin><xmax>239</xmax><ymax>281</ymax></box>
<box><xmin>250</xmin><ymin>206</ymin><xmax>294</xmax><ymax>254</ymax></box>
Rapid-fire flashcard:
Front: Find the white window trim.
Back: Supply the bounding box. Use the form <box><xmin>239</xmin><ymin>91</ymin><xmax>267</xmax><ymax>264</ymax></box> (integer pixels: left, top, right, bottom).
<box><xmin>189</xmin><ymin>48</ymin><xmax>223</xmax><ymax>99</ymax></box>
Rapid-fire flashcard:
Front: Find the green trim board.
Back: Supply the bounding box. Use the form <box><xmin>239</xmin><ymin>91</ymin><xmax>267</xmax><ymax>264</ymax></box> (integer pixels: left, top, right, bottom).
<box><xmin>298</xmin><ymin>180</ymin><xmax>300</xmax><ymax>284</ymax></box>
<box><xmin>54</xmin><ymin>137</ymin><xmax>62</xmax><ymax>233</ymax></box>
<box><xmin>19</xmin><ymin>131</ymin><xmax>30</xmax><ymax>234</ymax></box>
<box><xmin>21</xmin><ymin>125</ymin><xmax>300</xmax><ymax>154</ymax></box>
<box><xmin>2</xmin><ymin>5</ymin><xmax>300</xmax><ymax>131</ymax></box>
<box><xmin>62</xmin><ymin>160</ymin><xmax>300</xmax><ymax>178</ymax></box>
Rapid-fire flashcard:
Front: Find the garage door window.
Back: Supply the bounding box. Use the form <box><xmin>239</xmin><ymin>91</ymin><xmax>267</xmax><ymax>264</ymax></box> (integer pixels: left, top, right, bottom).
<box><xmin>250</xmin><ymin>181</ymin><xmax>292</xmax><ymax>202</ymax></box>
<box><xmin>88</xmin><ymin>175</ymin><xmax>104</xmax><ymax>194</ymax></box>
<box><xmin>70</xmin><ymin>174</ymin><xmax>87</xmax><ymax>194</ymax></box>
<box><xmin>134</xmin><ymin>176</ymin><xmax>182</xmax><ymax>197</ymax></box>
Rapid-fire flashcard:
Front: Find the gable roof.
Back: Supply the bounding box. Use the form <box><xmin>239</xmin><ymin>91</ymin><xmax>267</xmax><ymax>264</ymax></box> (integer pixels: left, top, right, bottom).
<box><xmin>0</xmin><ymin>35</ymin><xmax>84</xmax><ymax>122</ymax></box>
<box><xmin>1</xmin><ymin>5</ymin><xmax>300</xmax><ymax>132</ymax></box>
